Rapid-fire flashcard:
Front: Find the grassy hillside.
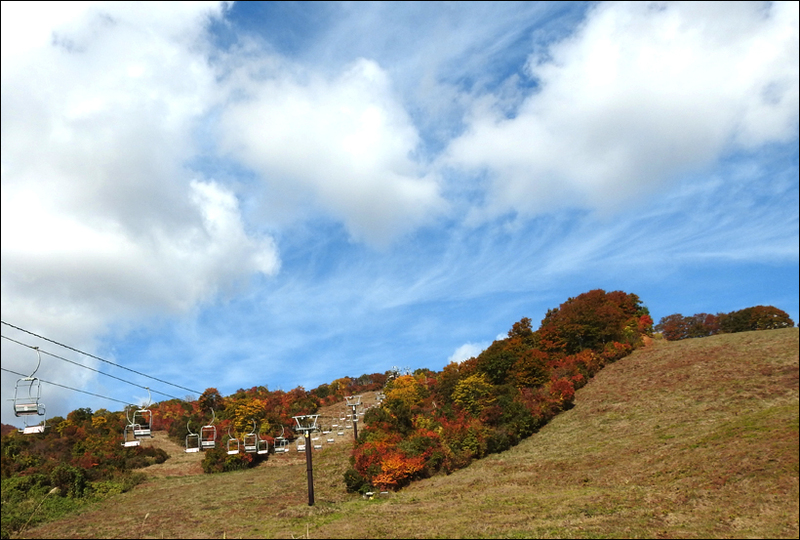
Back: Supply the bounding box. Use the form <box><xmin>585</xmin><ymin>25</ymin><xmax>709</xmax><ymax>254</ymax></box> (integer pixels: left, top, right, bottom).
<box><xmin>17</xmin><ymin>328</ymin><xmax>798</xmax><ymax>539</ymax></box>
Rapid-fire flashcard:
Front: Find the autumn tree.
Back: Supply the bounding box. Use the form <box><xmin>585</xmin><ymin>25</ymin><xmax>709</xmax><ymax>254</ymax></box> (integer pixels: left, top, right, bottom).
<box><xmin>198</xmin><ymin>388</ymin><xmax>224</xmax><ymax>414</ymax></box>
<box><xmin>451</xmin><ymin>373</ymin><xmax>495</xmax><ymax>416</ymax></box>
<box><xmin>719</xmin><ymin>305</ymin><xmax>795</xmax><ymax>333</ymax></box>
<box><xmin>539</xmin><ymin>290</ymin><xmax>649</xmax><ymax>353</ymax></box>
<box><xmin>511</xmin><ymin>348</ymin><xmax>550</xmax><ymax>388</ymax></box>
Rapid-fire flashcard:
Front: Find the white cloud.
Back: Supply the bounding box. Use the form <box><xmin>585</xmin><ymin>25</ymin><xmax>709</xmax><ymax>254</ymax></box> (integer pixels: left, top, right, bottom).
<box><xmin>447</xmin><ymin>341</ymin><xmax>489</xmax><ymax>364</ymax></box>
<box><xmin>0</xmin><ymin>1</ymin><xmax>276</xmax><ymax>424</ymax></box>
<box><xmin>443</xmin><ymin>1</ymin><xmax>799</xmax><ymax>219</ymax></box>
<box><xmin>218</xmin><ymin>56</ymin><xmax>446</xmax><ymax>246</ymax></box>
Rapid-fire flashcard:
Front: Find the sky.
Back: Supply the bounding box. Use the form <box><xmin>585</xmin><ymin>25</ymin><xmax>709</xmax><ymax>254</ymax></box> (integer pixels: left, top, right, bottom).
<box><xmin>1</xmin><ymin>1</ymin><xmax>798</xmax><ymax>427</ymax></box>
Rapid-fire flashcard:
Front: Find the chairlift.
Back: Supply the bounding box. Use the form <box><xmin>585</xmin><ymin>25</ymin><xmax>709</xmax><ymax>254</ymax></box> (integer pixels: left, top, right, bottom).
<box><xmin>122</xmin><ymin>425</ymin><xmax>141</xmax><ymax>447</ymax></box>
<box><xmin>12</xmin><ymin>347</ymin><xmax>47</xmax><ymax>428</ymax></box>
<box><xmin>132</xmin><ymin>388</ymin><xmax>153</xmax><ymax>439</ymax></box>
<box><xmin>243</xmin><ymin>419</ymin><xmax>258</xmax><ymax>453</ymax></box>
<box><xmin>121</xmin><ymin>406</ymin><xmax>141</xmax><ymax>447</ymax></box>
<box><xmin>256</xmin><ymin>424</ymin><xmax>269</xmax><ymax>455</ymax></box>
<box><xmin>296</xmin><ymin>439</ymin><xmax>306</xmax><ymax>452</ymax></box>
<box><xmin>200</xmin><ymin>409</ymin><xmax>217</xmax><ymax>450</ymax></box>
<box><xmin>226</xmin><ymin>426</ymin><xmax>240</xmax><ymax>455</ymax></box>
<box><xmin>185</xmin><ymin>420</ymin><xmax>200</xmax><ymax>453</ymax></box>
<box><xmin>274</xmin><ymin>426</ymin><xmax>288</xmax><ymax>454</ymax></box>
<box><xmin>20</xmin><ymin>416</ymin><xmax>47</xmax><ymax>434</ymax></box>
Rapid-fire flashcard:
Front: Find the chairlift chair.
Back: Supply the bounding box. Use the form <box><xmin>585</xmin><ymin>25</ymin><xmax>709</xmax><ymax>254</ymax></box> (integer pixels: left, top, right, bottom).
<box><xmin>256</xmin><ymin>430</ymin><xmax>269</xmax><ymax>455</ymax></box>
<box><xmin>226</xmin><ymin>426</ymin><xmax>240</xmax><ymax>455</ymax></box>
<box><xmin>185</xmin><ymin>421</ymin><xmax>200</xmax><ymax>453</ymax></box>
<box><xmin>274</xmin><ymin>426</ymin><xmax>288</xmax><ymax>454</ymax></box>
<box><xmin>133</xmin><ymin>409</ymin><xmax>152</xmax><ymax>438</ymax></box>
<box><xmin>132</xmin><ymin>388</ymin><xmax>153</xmax><ymax>439</ymax></box>
<box><xmin>243</xmin><ymin>419</ymin><xmax>258</xmax><ymax>453</ymax></box>
<box><xmin>12</xmin><ymin>347</ymin><xmax>47</xmax><ymax>429</ymax></box>
<box><xmin>20</xmin><ymin>416</ymin><xmax>46</xmax><ymax>434</ymax></box>
<box><xmin>200</xmin><ymin>409</ymin><xmax>217</xmax><ymax>450</ymax></box>
<box><xmin>121</xmin><ymin>406</ymin><xmax>141</xmax><ymax>447</ymax></box>
<box><xmin>122</xmin><ymin>425</ymin><xmax>141</xmax><ymax>447</ymax></box>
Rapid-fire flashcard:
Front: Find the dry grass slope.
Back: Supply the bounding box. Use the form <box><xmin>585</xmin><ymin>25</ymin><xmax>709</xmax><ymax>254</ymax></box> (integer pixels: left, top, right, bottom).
<box><xmin>19</xmin><ymin>328</ymin><xmax>798</xmax><ymax>539</ymax></box>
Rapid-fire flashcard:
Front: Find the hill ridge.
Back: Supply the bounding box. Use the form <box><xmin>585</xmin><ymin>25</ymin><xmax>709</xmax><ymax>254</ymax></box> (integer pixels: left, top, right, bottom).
<box><xmin>20</xmin><ymin>328</ymin><xmax>799</xmax><ymax>539</ymax></box>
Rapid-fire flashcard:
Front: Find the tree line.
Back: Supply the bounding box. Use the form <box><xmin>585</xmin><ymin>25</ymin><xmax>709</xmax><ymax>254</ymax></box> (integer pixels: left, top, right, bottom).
<box><xmin>654</xmin><ymin>305</ymin><xmax>794</xmax><ymax>341</ymax></box>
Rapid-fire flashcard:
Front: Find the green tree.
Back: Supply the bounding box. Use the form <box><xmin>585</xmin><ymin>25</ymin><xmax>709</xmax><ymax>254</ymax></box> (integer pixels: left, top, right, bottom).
<box><xmin>452</xmin><ymin>373</ymin><xmax>495</xmax><ymax>416</ymax></box>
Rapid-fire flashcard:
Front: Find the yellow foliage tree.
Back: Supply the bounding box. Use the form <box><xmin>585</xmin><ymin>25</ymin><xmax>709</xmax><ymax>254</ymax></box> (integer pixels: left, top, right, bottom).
<box><xmin>231</xmin><ymin>400</ymin><xmax>266</xmax><ymax>436</ymax></box>
<box><xmin>384</xmin><ymin>375</ymin><xmax>423</xmax><ymax>410</ymax></box>
<box><xmin>452</xmin><ymin>373</ymin><xmax>495</xmax><ymax>415</ymax></box>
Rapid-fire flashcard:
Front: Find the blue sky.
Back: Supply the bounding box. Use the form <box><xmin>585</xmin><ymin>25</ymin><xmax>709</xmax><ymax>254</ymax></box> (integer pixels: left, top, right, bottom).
<box><xmin>2</xmin><ymin>1</ymin><xmax>798</xmax><ymax>426</ymax></box>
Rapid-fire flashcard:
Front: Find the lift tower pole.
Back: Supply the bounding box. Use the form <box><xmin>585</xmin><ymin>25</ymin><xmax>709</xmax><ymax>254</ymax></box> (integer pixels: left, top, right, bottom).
<box><xmin>345</xmin><ymin>395</ymin><xmax>361</xmax><ymax>441</ymax></box>
<box><xmin>293</xmin><ymin>415</ymin><xmax>319</xmax><ymax>506</ymax></box>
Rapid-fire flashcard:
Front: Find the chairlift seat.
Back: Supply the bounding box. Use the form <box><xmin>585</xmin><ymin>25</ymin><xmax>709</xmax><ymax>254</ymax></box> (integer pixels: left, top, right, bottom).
<box><xmin>185</xmin><ymin>432</ymin><xmax>200</xmax><ymax>453</ymax></box>
<box><xmin>200</xmin><ymin>425</ymin><xmax>217</xmax><ymax>449</ymax></box>
<box><xmin>327</xmin><ymin>438</ymin><xmax>335</xmax><ymax>443</ymax></box>
<box><xmin>227</xmin><ymin>436</ymin><xmax>240</xmax><ymax>455</ymax></box>
<box><xmin>14</xmin><ymin>402</ymin><xmax>42</xmax><ymax>416</ymax></box>
<box><xmin>275</xmin><ymin>438</ymin><xmax>288</xmax><ymax>453</ymax></box>
<box><xmin>244</xmin><ymin>432</ymin><xmax>258</xmax><ymax>453</ymax></box>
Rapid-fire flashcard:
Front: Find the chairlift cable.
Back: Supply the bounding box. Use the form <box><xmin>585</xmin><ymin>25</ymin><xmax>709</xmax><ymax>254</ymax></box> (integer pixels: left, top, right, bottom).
<box><xmin>1</xmin><ymin>367</ymin><xmax>129</xmax><ymax>407</ymax></box>
<box><xmin>2</xmin><ymin>334</ymin><xmax>183</xmax><ymax>401</ymax></box>
<box><xmin>1</xmin><ymin>321</ymin><xmax>202</xmax><ymax>395</ymax></box>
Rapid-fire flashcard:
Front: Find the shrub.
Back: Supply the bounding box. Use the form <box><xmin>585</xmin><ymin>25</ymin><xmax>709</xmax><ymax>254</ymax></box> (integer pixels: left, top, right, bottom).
<box><xmin>343</xmin><ymin>468</ymin><xmax>370</xmax><ymax>494</ymax></box>
<box><xmin>200</xmin><ymin>447</ymin><xmax>257</xmax><ymax>474</ymax></box>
